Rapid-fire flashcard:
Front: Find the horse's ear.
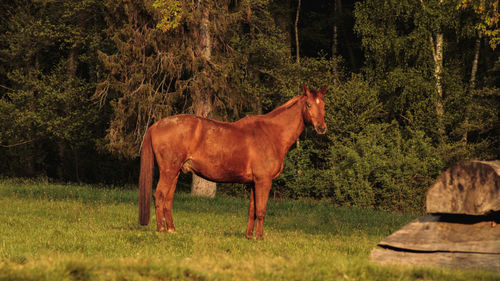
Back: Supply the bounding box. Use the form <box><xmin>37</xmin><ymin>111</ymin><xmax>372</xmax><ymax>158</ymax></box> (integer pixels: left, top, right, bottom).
<box><xmin>320</xmin><ymin>85</ymin><xmax>327</xmax><ymax>96</ymax></box>
<box><xmin>303</xmin><ymin>83</ymin><xmax>311</xmax><ymax>97</ymax></box>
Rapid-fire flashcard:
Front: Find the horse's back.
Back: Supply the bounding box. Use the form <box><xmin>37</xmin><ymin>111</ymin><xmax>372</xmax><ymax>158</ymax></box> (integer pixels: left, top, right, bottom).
<box><xmin>150</xmin><ymin>114</ymin><xmax>199</xmax><ymax>146</ymax></box>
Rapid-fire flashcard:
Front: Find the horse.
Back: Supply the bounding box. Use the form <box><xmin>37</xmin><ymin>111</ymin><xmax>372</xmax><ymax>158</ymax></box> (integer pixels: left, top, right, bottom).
<box><xmin>138</xmin><ymin>84</ymin><xmax>327</xmax><ymax>239</ymax></box>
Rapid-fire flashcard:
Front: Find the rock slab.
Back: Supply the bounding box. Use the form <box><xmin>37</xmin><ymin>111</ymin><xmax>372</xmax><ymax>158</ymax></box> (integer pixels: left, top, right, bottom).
<box><xmin>377</xmin><ymin>215</ymin><xmax>500</xmax><ymax>254</ymax></box>
<box><xmin>426</xmin><ymin>160</ymin><xmax>500</xmax><ymax>215</ymax></box>
<box><xmin>370</xmin><ymin>248</ymin><xmax>500</xmax><ymax>271</ymax></box>
<box><xmin>371</xmin><ymin>214</ymin><xmax>500</xmax><ymax>271</ymax></box>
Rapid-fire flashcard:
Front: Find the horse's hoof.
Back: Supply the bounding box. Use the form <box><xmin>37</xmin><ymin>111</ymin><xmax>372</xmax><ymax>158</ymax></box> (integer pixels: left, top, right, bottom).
<box><xmin>167</xmin><ymin>229</ymin><xmax>176</xmax><ymax>233</ymax></box>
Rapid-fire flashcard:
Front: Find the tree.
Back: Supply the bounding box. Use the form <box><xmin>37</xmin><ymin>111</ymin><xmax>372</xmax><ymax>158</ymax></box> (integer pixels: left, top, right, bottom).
<box><xmin>354</xmin><ymin>0</ymin><xmax>441</xmax><ymax>139</ymax></box>
<box><xmin>97</xmin><ymin>0</ymin><xmax>289</xmax><ymax>196</ymax></box>
<box><xmin>419</xmin><ymin>0</ymin><xmax>445</xmax><ymax>141</ymax></box>
<box><xmin>154</xmin><ymin>0</ymin><xmax>222</xmax><ymax>197</ymax></box>
<box><xmin>0</xmin><ymin>0</ymin><xmax>107</xmax><ymax>180</ymax></box>
<box><xmin>354</xmin><ymin>0</ymin><xmax>499</xmax><ymax>165</ymax></box>
<box><xmin>459</xmin><ymin>0</ymin><xmax>500</xmax><ymax>50</ymax></box>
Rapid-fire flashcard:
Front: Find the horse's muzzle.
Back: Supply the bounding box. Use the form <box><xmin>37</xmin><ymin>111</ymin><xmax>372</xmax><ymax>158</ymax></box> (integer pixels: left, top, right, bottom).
<box><xmin>315</xmin><ymin>125</ymin><xmax>327</xmax><ymax>134</ymax></box>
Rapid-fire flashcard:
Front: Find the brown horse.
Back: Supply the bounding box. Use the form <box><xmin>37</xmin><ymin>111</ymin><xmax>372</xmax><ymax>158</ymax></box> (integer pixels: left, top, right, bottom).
<box><xmin>139</xmin><ymin>84</ymin><xmax>327</xmax><ymax>239</ymax></box>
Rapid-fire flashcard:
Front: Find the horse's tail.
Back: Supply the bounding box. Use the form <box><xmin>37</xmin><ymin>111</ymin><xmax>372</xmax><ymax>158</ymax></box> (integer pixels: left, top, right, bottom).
<box><xmin>139</xmin><ymin>128</ymin><xmax>154</xmax><ymax>225</ymax></box>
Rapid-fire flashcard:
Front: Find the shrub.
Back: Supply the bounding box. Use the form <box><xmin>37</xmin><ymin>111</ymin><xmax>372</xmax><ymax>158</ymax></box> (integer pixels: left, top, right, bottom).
<box><xmin>330</xmin><ymin>122</ymin><xmax>442</xmax><ymax>213</ymax></box>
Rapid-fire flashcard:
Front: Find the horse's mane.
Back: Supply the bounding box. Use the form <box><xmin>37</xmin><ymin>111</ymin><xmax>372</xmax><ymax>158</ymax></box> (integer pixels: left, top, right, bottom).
<box><xmin>233</xmin><ymin>95</ymin><xmax>304</xmax><ymax>126</ymax></box>
<box><xmin>265</xmin><ymin>95</ymin><xmax>304</xmax><ymax>118</ymax></box>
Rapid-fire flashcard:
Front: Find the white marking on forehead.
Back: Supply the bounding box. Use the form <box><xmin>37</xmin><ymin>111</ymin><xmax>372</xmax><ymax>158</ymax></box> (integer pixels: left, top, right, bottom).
<box><xmin>316</xmin><ymin>98</ymin><xmax>320</xmax><ymax>104</ymax></box>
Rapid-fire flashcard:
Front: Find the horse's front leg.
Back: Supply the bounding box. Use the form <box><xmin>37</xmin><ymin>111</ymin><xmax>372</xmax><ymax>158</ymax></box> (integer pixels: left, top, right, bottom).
<box><xmin>246</xmin><ymin>186</ymin><xmax>256</xmax><ymax>239</ymax></box>
<box><xmin>254</xmin><ymin>178</ymin><xmax>272</xmax><ymax>240</ymax></box>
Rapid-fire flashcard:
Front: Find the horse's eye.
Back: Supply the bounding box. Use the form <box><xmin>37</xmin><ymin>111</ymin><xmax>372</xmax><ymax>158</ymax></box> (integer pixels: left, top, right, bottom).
<box><xmin>306</xmin><ymin>102</ymin><xmax>311</xmax><ymax>108</ymax></box>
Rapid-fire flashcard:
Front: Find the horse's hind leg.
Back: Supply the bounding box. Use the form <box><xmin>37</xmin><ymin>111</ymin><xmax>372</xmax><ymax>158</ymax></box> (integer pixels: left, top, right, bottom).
<box><xmin>246</xmin><ymin>186</ymin><xmax>256</xmax><ymax>239</ymax></box>
<box><xmin>154</xmin><ymin>169</ymin><xmax>180</xmax><ymax>232</ymax></box>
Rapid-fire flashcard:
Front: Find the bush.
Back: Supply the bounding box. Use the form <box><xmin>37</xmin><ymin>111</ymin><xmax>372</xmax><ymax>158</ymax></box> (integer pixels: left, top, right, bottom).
<box><xmin>330</xmin><ymin>122</ymin><xmax>442</xmax><ymax>213</ymax></box>
<box><xmin>276</xmin><ymin>139</ymin><xmax>333</xmax><ymax>199</ymax></box>
<box><xmin>274</xmin><ymin>76</ymin><xmax>444</xmax><ymax>213</ymax></box>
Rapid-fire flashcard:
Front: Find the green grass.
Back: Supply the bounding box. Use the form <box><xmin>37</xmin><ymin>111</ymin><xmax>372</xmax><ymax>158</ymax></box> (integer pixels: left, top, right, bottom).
<box><xmin>0</xmin><ymin>179</ymin><xmax>498</xmax><ymax>280</ymax></box>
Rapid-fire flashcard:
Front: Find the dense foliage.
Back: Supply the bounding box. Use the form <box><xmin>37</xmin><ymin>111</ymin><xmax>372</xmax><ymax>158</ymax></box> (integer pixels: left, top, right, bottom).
<box><xmin>1</xmin><ymin>0</ymin><xmax>498</xmax><ymax>212</ymax></box>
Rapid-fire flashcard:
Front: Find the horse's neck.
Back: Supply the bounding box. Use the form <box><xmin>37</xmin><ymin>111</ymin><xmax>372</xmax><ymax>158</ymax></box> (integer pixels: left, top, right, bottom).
<box><xmin>265</xmin><ymin>96</ymin><xmax>305</xmax><ymax>153</ymax></box>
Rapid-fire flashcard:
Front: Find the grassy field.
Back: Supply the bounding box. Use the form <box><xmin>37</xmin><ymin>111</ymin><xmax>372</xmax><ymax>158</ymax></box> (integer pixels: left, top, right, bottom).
<box><xmin>0</xmin><ymin>179</ymin><xmax>498</xmax><ymax>281</ymax></box>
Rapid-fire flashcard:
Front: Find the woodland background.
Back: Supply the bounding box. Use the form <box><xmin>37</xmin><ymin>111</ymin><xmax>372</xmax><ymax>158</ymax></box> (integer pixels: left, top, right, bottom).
<box><xmin>0</xmin><ymin>0</ymin><xmax>498</xmax><ymax>213</ymax></box>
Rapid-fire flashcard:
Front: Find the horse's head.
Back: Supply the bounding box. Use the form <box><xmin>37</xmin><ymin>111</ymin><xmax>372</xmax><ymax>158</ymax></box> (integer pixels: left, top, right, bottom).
<box><xmin>302</xmin><ymin>84</ymin><xmax>327</xmax><ymax>134</ymax></box>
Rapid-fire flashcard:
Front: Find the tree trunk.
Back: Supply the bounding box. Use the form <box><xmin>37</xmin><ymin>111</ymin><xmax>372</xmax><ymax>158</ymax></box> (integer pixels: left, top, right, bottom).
<box><xmin>63</xmin><ymin>45</ymin><xmax>80</xmax><ymax>181</ymax></box>
<box><xmin>294</xmin><ymin>0</ymin><xmax>301</xmax><ymax>149</ymax></box>
<box><xmin>431</xmin><ymin>32</ymin><xmax>445</xmax><ymax>140</ymax></box>
<box><xmin>22</xmin><ymin>56</ymin><xmax>39</xmax><ymax>177</ymax></box>
<box><xmin>192</xmin><ymin>174</ymin><xmax>217</xmax><ymax>198</ymax></box>
<box><xmin>462</xmin><ymin>31</ymin><xmax>482</xmax><ymax>142</ymax></box>
<box><xmin>191</xmin><ymin>96</ymin><xmax>217</xmax><ymax>198</ymax></box>
<box><xmin>199</xmin><ymin>3</ymin><xmax>211</xmax><ymax>59</ymax></box>
<box><xmin>68</xmin><ymin>45</ymin><xmax>79</xmax><ymax>77</ymax></box>
<box><xmin>191</xmin><ymin>0</ymin><xmax>216</xmax><ymax>198</ymax></box>
<box><xmin>470</xmin><ymin>31</ymin><xmax>482</xmax><ymax>89</ymax></box>
<box><xmin>73</xmin><ymin>147</ymin><xmax>80</xmax><ymax>182</ymax></box>
<box><xmin>332</xmin><ymin>0</ymin><xmax>341</xmax><ymax>57</ymax></box>
<box><xmin>294</xmin><ymin>0</ymin><xmax>301</xmax><ymax>64</ymax></box>
<box><xmin>22</xmin><ymin>144</ymin><xmax>37</xmax><ymax>177</ymax></box>
<box><xmin>57</xmin><ymin>141</ymin><xmax>67</xmax><ymax>180</ymax></box>
<box><xmin>421</xmin><ymin>0</ymin><xmax>445</xmax><ymax>141</ymax></box>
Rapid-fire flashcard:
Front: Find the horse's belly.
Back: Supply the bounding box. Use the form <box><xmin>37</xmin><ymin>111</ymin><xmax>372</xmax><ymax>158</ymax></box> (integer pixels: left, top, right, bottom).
<box><xmin>183</xmin><ymin>157</ymin><xmax>253</xmax><ymax>183</ymax></box>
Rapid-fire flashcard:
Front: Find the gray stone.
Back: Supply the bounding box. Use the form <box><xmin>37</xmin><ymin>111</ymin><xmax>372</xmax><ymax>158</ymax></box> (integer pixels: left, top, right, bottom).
<box><xmin>426</xmin><ymin>160</ymin><xmax>500</xmax><ymax>215</ymax></box>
